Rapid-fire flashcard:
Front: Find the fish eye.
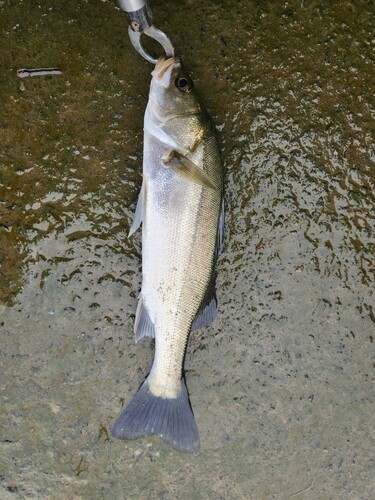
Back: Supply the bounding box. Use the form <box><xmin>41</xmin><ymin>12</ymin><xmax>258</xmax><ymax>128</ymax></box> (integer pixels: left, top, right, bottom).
<box><xmin>175</xmin><ymin>76</ymin><xmax>193</xmax><ymax>93</ymax></box>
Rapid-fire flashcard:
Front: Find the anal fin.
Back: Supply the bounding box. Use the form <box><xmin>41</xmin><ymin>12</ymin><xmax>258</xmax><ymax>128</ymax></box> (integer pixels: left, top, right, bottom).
<box><xmin>134</xmin><ymin>294</ymin><xmax>155</xmax><ymax>343</ymax></box>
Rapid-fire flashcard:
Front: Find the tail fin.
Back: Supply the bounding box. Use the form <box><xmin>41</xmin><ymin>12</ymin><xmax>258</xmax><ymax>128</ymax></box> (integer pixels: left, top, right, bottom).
<box><xmin>111</xmin><ymin>380</ymin><xmax>200</xmax><ymax>454</ymax></box>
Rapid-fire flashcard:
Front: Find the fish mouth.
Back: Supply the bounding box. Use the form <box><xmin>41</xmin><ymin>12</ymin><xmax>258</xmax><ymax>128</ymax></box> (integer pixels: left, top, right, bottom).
<box><xmin>151</xmin><ymin>56</ymin><xmax>180</xmax><ymax>86</ymax></box>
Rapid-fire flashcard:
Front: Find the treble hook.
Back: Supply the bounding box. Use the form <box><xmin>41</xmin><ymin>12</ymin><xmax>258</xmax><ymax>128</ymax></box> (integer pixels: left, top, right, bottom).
<box><xmin>118</xmin><ymin>0</ymin><xmax>174</xmax><ymax>64</ymax></box>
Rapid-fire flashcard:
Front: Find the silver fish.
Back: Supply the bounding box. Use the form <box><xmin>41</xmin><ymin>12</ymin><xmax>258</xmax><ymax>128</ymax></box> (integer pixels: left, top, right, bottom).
<box><xmin>112</xmin><ymin>57</ymin><xmax>224</xmax><ymax>453</ymax></box>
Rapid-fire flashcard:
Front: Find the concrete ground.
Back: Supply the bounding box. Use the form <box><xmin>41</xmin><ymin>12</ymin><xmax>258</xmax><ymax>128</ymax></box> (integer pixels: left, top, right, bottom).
<box><xmin>0</xmin><ymin>0</ymin><xmax>374</xmax><ymax>498</ymax></box>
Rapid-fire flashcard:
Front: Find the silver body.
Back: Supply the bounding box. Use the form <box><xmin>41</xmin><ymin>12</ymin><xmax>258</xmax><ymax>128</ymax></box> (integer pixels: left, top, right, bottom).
<box><xmin>142</xmin><ymin>117</ymin><xmax>222</xmax><ymax>398</ymax></box>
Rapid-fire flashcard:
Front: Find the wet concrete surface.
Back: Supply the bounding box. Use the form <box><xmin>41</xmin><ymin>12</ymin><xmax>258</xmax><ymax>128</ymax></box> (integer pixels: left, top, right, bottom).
<box><xmin>1</xmin><ymin>0</ymin><xmax>374</xmax><ymax>497</ymax></box>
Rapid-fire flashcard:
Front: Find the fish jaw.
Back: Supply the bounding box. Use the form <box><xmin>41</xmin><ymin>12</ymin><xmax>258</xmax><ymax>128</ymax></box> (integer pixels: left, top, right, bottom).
<box><xmin>151</xmin><ymin>56</ymin><xmax>180</xmax><ymax>84</ymax></box>
<box><xmin>149</xmin><ymin>56</ymin><xmax>181</xmax><ymax>110</ymax></box>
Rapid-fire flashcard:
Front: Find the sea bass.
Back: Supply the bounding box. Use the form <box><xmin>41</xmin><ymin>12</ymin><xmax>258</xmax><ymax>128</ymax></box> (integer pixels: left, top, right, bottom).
<box><xmin>111</xmin><ymin>56</ymin><xmax>223</xmax><ymax>453</ymax></box>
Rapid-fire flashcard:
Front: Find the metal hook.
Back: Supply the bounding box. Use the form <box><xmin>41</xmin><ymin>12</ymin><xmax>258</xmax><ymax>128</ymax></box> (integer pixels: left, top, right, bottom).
<box><xmin>118</xmin><ymin>0</ymin><xmax>174</xmax><ymax>64</ymax></box>
<box><xmin>128</xmin><ymin>26</ymin><xmax>174</xmax><ymax>65</ymax></box>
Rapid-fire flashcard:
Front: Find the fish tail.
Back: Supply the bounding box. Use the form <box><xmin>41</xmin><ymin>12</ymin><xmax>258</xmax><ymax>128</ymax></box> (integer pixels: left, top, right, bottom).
<box><xmin>111</xmin><ymin>379</ymin><xmax>200</xmax><ymax>454</ymax></box>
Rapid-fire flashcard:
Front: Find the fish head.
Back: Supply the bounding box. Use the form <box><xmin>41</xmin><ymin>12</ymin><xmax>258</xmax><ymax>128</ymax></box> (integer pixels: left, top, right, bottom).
<box><xmin>150</xmin><ymin>57</ymin><xmax>200</xmax><ymax>116</ymax></box>
<box><xmin>148</xmin><ymin>57</ymin><xmax>204</xmax><ymax>149</ymax></box>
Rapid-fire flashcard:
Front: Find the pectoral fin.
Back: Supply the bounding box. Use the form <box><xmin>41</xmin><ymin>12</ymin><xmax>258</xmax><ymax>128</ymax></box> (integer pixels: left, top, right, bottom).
<box><xmin>163</xmin><ymin>151</ymin><xmax>217</xmax><ymax>190</ymax></box>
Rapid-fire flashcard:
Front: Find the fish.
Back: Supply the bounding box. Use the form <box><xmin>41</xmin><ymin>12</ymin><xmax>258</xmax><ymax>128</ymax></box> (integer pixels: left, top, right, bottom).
<box><xmin>111</xmin><ymin>56</ymin><xmax>224</xmax><ymax>453</ymax></box>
